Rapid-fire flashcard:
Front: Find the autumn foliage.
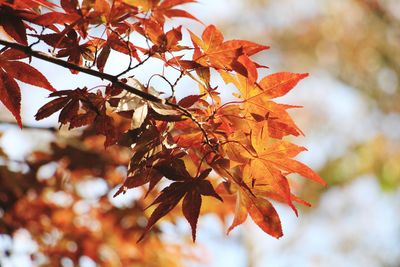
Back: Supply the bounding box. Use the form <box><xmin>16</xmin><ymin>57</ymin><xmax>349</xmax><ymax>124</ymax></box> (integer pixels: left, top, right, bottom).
<box><xmin>0</xmin><ymin>0</ymin><xmax>325</xmax><ymax>265</ymax></box>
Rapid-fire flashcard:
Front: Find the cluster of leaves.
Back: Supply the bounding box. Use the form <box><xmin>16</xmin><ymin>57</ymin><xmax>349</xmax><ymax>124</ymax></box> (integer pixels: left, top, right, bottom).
<box><xmin>0</xmin><ymin>134</ymin><xmax>193</xmax><ymax>266</ymax></box>
<box><xmin>0</xmin><ymin>0</ymin><xmax>325</xmax><ymax>261</ymax></box>
<box><xmin>226</xmin><ymin>0</ymin><xmax>400</xmax><ymax>193</ymax></box>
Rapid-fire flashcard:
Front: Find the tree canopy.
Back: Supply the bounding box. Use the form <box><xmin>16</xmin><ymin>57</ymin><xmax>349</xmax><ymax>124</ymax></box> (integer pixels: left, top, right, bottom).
<box><xmin>0</xmin><ymin>0</ymin><xmax>325</xmax><ymax>265</ymax></box>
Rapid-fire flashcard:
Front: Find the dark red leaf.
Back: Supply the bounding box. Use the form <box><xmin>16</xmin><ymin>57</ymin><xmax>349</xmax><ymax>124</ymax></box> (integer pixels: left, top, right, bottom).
<box><xmin>178</xmin><ymin>94</ymin><xmax>204</xmax><ymax>108</ymax></box>
<box><xmin>0</xmin><ymin>49</ymin><xmax>28</xmax><ymax>61</ymax></box>
<box><xmin>113</xmin><ymin>169</ymin><xmax>155</xmax><ymax>198</ymax></box>
<box><xmin>155</xmin><ymin>159</ymin><xmax>192</xmax><ymax>181</ymax></box>
<box><xmin>197</xmin><ymin>168</ymin><xmax>212</xmax><ymax>180</ymax></box>
<box><xmin>0</xmin><ymin>14</ymin><xmax>27</xmax><ymax>45</ymax></box>
<box><xmin>148</xmin><ymin>182</ymin><xmax>188</xmax><ymax>207</ymax></box>
<box><xmin>93</xmin><ymin>115</ymin><xmax>119</xmax><ymax>147</ymax></box>
<box><xmin>35</xmin><ymin>97</ymin><xmax>69</xmax><ymax>120</ymax></box>
<box><xmin>59</xmin><ymin>99</ymin><xmax>79</xmax><ymax>125</ymax></box>
<box><xmin>96</xmin><ymin>45</ymin><xmax>111</xmax><ymax>72</ymax></box>
<box><xmin>0</xmin><ymin>70</ymin><xmax>21</xmax><ymax>127</ymax></box>
<box><xmin>182</xmin><ymin>190</ymin><xmax>202</xmax><ymax>242</ymax></box>
<box><xmin>2</xmin><ymin>61</ymin><xmax>55</xmax><ymax>91</ymax></box>
<box><xmin>138</xmin><ymin>184</ymin><xmax>186</xmax><ymax>242</ymax></box>
<box><xmin>198</xmin><ymin>180</ymin><xmax>223</xmax><ymax>202</ymax></box>
<box><xmin>69</xmin><ymin>110</ymin><xmax>97</xmax><ymax>128</ymax></box>
<box><xmin>61</xmin><ymin>0</ymin><xmax>79</xmax><ymax>13</ymax></box>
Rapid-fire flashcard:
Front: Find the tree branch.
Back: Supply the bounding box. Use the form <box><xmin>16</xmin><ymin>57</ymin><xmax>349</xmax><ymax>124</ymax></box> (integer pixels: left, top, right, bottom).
<box><xmin>0</xmin><ymin>120</ymin><xmax>57</xmax><ymax>132</ymax></box>
<box><xmin>0</xmin><ymin>39</ymin><xmax>162</xmax><ymax>104</ymax></box>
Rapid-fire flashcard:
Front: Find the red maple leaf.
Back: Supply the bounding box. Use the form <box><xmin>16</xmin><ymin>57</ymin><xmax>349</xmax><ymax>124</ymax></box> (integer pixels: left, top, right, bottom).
<box><xmin>0</xmin><ymin>48</ymin><xmax>55</xmax><ymax>127</ymax></box>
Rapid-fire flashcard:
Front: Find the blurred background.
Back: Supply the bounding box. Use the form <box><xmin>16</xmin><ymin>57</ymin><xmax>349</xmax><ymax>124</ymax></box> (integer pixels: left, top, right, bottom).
<box><xmin>187</xmin><ymin>0</ymin><xmax>400</xmax><ymax>266</ymax></box>
<box><xmin>1</xmin><ymin>0</ymin><xmax>400</xmax><ymax>266</ymax></box>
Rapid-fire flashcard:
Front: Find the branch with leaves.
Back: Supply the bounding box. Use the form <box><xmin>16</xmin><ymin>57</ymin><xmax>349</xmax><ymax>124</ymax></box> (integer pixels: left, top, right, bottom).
<box><xmin>0</xmin><ymin>0</ymin><xmax>325</xmax><ymax>258</ymax></box>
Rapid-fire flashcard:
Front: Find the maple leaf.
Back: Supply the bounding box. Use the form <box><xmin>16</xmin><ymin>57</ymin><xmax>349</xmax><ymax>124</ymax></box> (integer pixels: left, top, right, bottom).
<box><xmin>218</xmin><ymin>71</ymin><xmax>307</xmax><ymax>138</ymax></box>
<box><xmin>35</xmin><ymin>88</ymin><xmax>89</xmax><ymax>126</ymax></box>
<box><xmin>0</xmin><ymin>70</ymin><xmax>21</xmax><ymax>126</ymax></box>
<box><xmin>138</xmin><ymin>19</ymin><xmax>192</xmax><ymax>60</ymax></box>
<box><xmin>35</xmin><ymin>88</ymin><xmax>118</xmax><ymax>146</ymax></box>
<box><xmin>250</xmin><ymin>129</ymin><xmax>325</xmax><ymax>184</ymax></box>
<box><xmin>0</xmin><ymin>5</ymin><xmax>29</xmax><ymax>45</ymax></box>
<box><xmin>259</xmin><ymin>72</ymin><xmax>309</xmax><ymax>98</ymax></box>
<box><xmin>241</xmin><ymin>191</ymin><xmax>283</xmax><ymax>238</ymax></box>
<box><xmin>0</xmin><ymin>48</ymin><xmax>55</xmax><ymax>127</ymax></box>
<box><xmin>113</xmin><ymin>145</ymin><xmax>188</xmax><ymax>199</ymax></box>
<box><xmin>96</xmin><ymin>43</ymin><xmax>110</xmax><ymax>72</ymax></box>
<box><xmin>217</xmin><ymin>179</ymin><xmax>283</xmax><ymax>238</ymax></box>
<box><xmin>32</xmin><ymin>29</ymin><xmax>98</xmax><ymax>74</ymax></box>
<box><xmin>138</xmin><ymin>162</ymin><xmax>222</xmax><ymax>242</ymax></box>
<box><xmin>223</xmin><ymin>125</ymin><xmax>325</xmax><ymax>212</ymax></box>
<box><xmin>189</xmin><ymin>25</ymin><xmax>268</xmax><ymax>81</ymax></box>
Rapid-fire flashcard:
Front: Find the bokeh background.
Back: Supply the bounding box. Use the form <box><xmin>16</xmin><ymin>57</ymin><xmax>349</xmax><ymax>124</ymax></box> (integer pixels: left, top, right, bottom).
<box><xmin>1</xmin><ymin>0</ymin><xmax>400</xmax><ymax>266</ymax></box>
